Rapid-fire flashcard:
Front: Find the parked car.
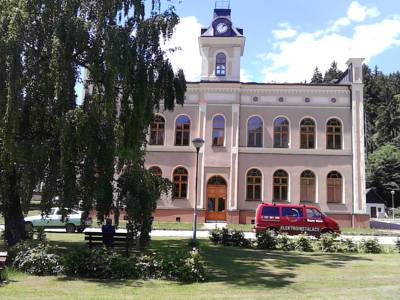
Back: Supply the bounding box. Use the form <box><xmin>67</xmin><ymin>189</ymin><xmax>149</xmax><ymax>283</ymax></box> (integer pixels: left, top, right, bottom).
<box><xmin>254</xmin><ymin>203</ymin><xmax>340</xmax><ymax>236</ymax></box>
<box><xmin>24</xmin><ymin>208</ymin><xmax>92</xmax><ymax>233</ymax></box>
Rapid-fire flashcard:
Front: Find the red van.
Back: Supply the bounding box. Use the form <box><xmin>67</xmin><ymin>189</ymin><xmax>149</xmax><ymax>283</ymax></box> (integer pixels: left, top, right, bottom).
<box><xmin>255</xmin><ymin>203</ymin><xmax>340</xmax><ymax>236</ymax></box>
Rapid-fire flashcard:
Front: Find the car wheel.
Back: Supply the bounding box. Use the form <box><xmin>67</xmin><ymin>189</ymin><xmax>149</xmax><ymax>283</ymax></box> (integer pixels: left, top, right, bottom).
<box><xmin>77</xmin><ymin>227</ymin><xmax>84</xmax><ymax>233</ymax></box>
<box><xmin>25</xmin><ymin>222</ymin><xmax>34</xmax><ymax>232</ymax></box>
<box><xmin>66</xmin><ymin>223</ymin><xmax>76</xmax><ymax>233</ymax></box>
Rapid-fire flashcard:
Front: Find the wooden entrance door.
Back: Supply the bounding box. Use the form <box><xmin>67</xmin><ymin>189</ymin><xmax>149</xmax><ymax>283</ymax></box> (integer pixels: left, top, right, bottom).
<box><xmin>206</xmin><ymin>177</ymin><xmax>227</xmax><ymax>221</ymax></box>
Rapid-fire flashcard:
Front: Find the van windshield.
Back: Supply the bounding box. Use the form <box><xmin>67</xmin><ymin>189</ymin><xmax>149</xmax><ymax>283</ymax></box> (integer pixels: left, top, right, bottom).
<box><xmin>306</xmin><ymin>208</ymin><xmax>322</xmax><ymax>219</ymax></box>
<box><xmin>262</xmin><ymin>206</ymin><xmax>279</xmax><ymax>217</ymax></box>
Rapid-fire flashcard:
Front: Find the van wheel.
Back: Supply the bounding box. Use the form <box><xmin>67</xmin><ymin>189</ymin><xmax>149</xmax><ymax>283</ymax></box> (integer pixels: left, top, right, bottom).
<box><xmin>320</xmin><ymin>229</ymin><xmax>334</xmax><ymax>236</ymax></box>
<box><xmin>66</xmin><ymin>224</ymin><xmax>76</xmax><ymax>233</ymax></box>
<box><xmin>267</xmin><ymin>227</ymin><xmax>278</xmax><ymax>235</ymax></box>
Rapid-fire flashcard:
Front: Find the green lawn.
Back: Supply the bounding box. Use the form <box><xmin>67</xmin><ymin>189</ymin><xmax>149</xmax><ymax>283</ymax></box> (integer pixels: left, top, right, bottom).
<box><xmin>1</xmin><ymin>233</ymin><xmax>400</xmax><ymax>299</ymax></box>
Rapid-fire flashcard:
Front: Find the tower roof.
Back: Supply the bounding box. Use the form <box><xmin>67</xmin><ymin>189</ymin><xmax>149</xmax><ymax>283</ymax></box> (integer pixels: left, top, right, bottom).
<box><xmin>200</xmin><ymin>3</ymin><xmax>243</xmax><ymax>37</ymax></box>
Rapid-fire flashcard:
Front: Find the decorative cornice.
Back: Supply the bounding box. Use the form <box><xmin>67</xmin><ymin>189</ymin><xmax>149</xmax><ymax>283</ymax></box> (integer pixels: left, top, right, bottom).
<box><xmin>239</xmin><ymin>147</ymin><xmax>352</xmax><ymax>156</ymax></box>
<box><xmin>186</xmin><ymin>83</ymin><xmax>350</xmax><ymax>97</ymax></box>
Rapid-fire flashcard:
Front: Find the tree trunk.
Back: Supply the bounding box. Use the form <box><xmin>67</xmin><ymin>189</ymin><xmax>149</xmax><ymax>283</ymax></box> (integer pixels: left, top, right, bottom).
<box><xmin>4</xmin><ymin>169</ymin><xmax>26</xmax><ymax>247</ymax></box>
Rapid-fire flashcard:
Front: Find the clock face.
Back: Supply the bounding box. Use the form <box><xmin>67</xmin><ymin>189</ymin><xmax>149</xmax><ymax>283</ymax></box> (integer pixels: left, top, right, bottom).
<box><xmin>216</xmin><ymin>22</ymin><xmax>228</xmax><ymax>34</ymax></box>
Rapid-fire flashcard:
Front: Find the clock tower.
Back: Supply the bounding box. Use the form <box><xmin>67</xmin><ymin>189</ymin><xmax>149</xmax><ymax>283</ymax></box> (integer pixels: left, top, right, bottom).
<box><xmin>199</xmin><ymin>2</ymin><xmax>245</xmax><ymax>82</ymax></box>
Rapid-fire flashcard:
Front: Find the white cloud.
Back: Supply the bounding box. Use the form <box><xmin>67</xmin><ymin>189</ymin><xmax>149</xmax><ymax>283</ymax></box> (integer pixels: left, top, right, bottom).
<box><xmin>262</xmin><ymin>3</ymin><xmax>399</xmax><ymax>83</ymax></box>
<box><xmin>240</xmin><ymin>69</ymin><xmax>253</xmax><ymax>82</ymax></box>
<box><xmin>347</xmin><ymin>1</ymin><xmax>380</xmax><ymax>22</ymax></box>
<box><xmin>272</xmin><ymin>23</ymin><xmax>297</xmax><ymax>39</ymax></box>
<box><xmin>163</xmin><ymin>16</ymin><xmax>203</xmax><ymax>81</ymax></box>
<box><xmin>326</xmin><ymin>2</ymin><xmax>380</xmax><ymax>33</ymax></box>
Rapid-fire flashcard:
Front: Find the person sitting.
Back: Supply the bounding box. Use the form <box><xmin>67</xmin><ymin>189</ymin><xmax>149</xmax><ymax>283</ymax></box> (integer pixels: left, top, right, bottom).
<box><xmin>101</xmin><ymin>218</ymin><xmax>115</xmax><ymax>248</ymax></box>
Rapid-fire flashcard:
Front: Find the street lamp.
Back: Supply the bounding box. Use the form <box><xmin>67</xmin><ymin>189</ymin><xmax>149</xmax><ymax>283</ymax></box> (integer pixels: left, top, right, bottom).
<box><xmin>391</xmin><ymin>190</ymin><xmax>395</xmax><ymax>220</ymax></box>
<box><xmin>192</xmin><ymin>137</ymin><xmax>204</xmax><ymax>246</ymax></box>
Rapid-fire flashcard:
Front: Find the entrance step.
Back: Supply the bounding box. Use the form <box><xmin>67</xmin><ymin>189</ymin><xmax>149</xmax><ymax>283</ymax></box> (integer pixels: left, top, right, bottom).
<box><xmin>203</xmin><ymin>222</ymin><xmax>227</xmax><ymax>230</ymax></box>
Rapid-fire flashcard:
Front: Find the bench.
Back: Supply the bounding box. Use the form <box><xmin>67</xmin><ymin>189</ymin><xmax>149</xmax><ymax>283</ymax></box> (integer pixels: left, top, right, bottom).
<box><xmin>84</xmin><ymin>231</ymin><xmax>130</xmax><ymax>256</ymax></box>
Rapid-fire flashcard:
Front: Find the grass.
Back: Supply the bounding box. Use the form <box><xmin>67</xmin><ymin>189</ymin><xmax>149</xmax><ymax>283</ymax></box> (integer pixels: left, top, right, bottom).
<box><xmin>1</xmin><ymin>233</ymin><xmax>400</xmax><ymax>299</ymax></box>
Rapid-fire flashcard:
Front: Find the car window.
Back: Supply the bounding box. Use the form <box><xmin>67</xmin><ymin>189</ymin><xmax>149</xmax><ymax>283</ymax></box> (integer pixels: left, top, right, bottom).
<box><xmin>262</xmin><ymin>206</ymin><xmax>279</xmax><ymax>217</ymax></box>
<box><xmin>282</xmin><ymin>207</ymin><xmax>303</xmax><ymax>218</ymax></box>
<box><xmin>306</xmin><ymin>208</ymin><xmax>322</xmax><ymax>219</ymax></box>
<box><xmin>56</xmin><ymin>209</ymin><xmax>69</xmax><ymax>215</ymax></box>
<box><xmin>71</xmin><ymin>210</ymin><xmax>78</xmax><ymax>215</ymax></box>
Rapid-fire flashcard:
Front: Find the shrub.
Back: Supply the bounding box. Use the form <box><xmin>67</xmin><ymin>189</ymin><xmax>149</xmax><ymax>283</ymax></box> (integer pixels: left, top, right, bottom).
<box><xmin>63</xmin><ymin>247</ymin><xmax>139</xmax><ymax>279</ymax></box>
<box><xmin>209</xmin><ymin>228</ymin><xmax>250</xmax><ymax>247</ymax></box>
<box><xmin>294</xmin><ymin>234</ymin><xmax>314</xmax><ymax>252</ymax></box>
<box><xmin>276</xmin><ymin>233</ymin><xmax>296</xmax><ymax>251</ymax></box>
<box><xmin>319</xmin><ymin>233</ymin><xmax>340</xmax><ymax>253</ymax></box>
<box><xmin>174</xmin><ymin>249</ymin><xmax>206</xmax><ymax>283</ymax></box>
<box><xmin>256</xmin><ymin>230</ymin><xmax>277</xmax><ymax>250</ymax></box>
<box><xmin>220</xmin><ymin>228</ymin><xmax>231</xmax><ymax>246</ymax></box>
<box><xmin>137</xmin><ymin>253</ymin><xmax>163</xmax><ymax>279</ymax></box>
<box><xmin>209</xmin><ymin>228</ymin><xmax>222</xmax><ymax>244</ymax></box>
<box><xmin>12</xmin><ymin>243</ymin><xmax>63</xmax><ymax>276</ymax></box>
<box><xmin>340</xmin><ymin>238</ymin><xmax>358</xmax><ymax>253</ymax></box>
<box><xmin>0</xmin><ymin>267</ymin><xmax>8</xmax><ymax>283</ymax></box>
<box><xmin>63</xmin><ymin>247</ymin><xmax>206</xmax><ymax>283</ymax></box>
<box><xmin>360</xmin><ymin>238</ymin><xmax>382</xmax><ymax>253</ymax></box>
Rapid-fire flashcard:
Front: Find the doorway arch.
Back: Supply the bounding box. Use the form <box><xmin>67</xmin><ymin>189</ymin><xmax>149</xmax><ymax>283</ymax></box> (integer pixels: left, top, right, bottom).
<box><xmin>206</xmin><ymin>176</ymin><xmax>227</xmax><ymax>221</ymax></box>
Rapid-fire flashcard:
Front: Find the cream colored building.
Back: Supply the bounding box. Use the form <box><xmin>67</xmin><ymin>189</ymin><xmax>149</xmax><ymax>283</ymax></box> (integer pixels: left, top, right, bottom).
<box><xmin>145</xmin><ymin>7</ymin><xmax>369</xmax><ymax>227</ymax></box>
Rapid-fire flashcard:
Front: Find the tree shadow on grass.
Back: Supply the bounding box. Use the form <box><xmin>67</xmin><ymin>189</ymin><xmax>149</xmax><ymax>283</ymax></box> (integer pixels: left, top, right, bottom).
<box><xmin>149</xmin><ymin>239</ymin><xmax>372</xmax><ymax>289</ymax></box>
<box><xmin>51</xmin><ymin>238</ymin><xmax>373</xmax><ymax>290</ymax></box>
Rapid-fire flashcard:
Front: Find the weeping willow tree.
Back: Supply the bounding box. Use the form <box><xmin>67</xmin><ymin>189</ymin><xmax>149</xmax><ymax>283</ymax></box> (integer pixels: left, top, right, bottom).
<box><xmin>0</xmin><ymin>0</ymin><xmax>185</xmax><ymax>247</ymax></box>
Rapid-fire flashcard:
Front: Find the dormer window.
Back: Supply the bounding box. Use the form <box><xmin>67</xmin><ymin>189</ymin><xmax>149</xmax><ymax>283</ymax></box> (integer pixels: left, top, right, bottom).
<box><xmin>216</xmin><ymin>53</ymin><xmax>226</xmax><ymax>76</ymax></box>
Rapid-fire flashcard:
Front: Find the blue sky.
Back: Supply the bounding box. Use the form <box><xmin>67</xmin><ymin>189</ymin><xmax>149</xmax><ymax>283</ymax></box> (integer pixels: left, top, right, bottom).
<box><xmin>164</xmin><ymin>0</ymin><xmax>400</xmax><ymax>82</ymax></box>
<box><xmin>76</xmin><ymin>0</ymin><xmax>400</xmax><ymax>102</ymax></box>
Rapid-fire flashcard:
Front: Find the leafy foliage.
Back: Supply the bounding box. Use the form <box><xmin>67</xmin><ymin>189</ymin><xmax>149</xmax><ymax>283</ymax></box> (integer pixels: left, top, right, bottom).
<box><xmin>366</xmin><ymin>144</ymin><xmax>400</xmax><ymax>205</ymax></box>
<box><xmin>360</xmin><ymin>238</ymin><xmax>382</xmax><ymax>254</ymax></box>
<box><xmin>63</xmin><ymin>247</ymin><xmax>206</xmax><ymax>282</ymax></box>
<box><xmin>0</xmin><ymin>0</ymin><xmax>186</xmax><ymax>247</ymax></box>
<box><xmin>12</xmin><ymin>243</ymin><xmax>63</xmax><ymax>276</ymax></box>
<box><xmin>255</xmin><ymin>230</ymin><xmax>278</xmax><ymax>250</ymax></box>
<box><xmin>209</xmin><ymin>228</ymin><xmax>250</xmax><ymax>247</ymax></box>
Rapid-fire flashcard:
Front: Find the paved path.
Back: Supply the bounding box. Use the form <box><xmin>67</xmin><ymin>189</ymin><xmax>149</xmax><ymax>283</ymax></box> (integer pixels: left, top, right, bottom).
<box><xmin>1</xmin><ymin>225</ymin><xmax>399</xmax><ymax>244</ymax></box>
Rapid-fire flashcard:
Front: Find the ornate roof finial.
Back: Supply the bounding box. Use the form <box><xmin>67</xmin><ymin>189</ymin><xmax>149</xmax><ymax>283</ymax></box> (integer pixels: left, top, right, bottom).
<box><xmin>215</xmin><ymin>0</ymin><xmax>230</xmax><ymax>9</ymax></box>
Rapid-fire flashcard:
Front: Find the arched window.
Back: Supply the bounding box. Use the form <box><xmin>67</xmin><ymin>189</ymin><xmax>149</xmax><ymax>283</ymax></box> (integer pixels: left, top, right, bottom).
<box><xmin>215</xmin><ymin>53</ymin><xmax>226</xmax><ymax>76</ymax></box>
<box><xmin>327</xmin><ymin>118</ymin><xmax>342</xmax><ymax>149</ymax></box>
<box><xmin>248</xmin><ymin>116</ymin><xmax>263</xmax><ymax>147</ymax></box>
<box><xmin>300</xmin><ymin>170</ymin><xmax>316</xmax><ymax>202</ymax></box>
<box><xmin>273</xmin><ymin>170</ymin><xmax>288</xmax><ymax>201</ymax></box>
<box><xmin>150</xmin><ymin>115</ymin><xmax>165</xmax><ymax>145</ymax></box>
<box><xmin>149</xmin><ymin>166</ymin><xmax>162</xmax><ymax>177</ymax></box>
<box><xmin>175</xmin><ymin>115</ymin><xmax>191</xmax><ymax>146</ymax></box>
<box><xmin>212</xmin><ymin>115</ymin><xmax>225</xmax><ymax>146</ymax></box>
<box><xmin>327</xmin><ymin>171</ymin><xmax>342</xmax><ymax>203</ymax></box>
<box><xmin>300</xmin><ymin>118</ymin><xmax>315</xmax><ymax>149</ymax></box>
<box><xmin>173</xmin><ymin>167</ymin><xmax>188</xmax><ymax>199</ymax></box>
<box><xmin>274</xmin><ymin>117</ymin><xmax>289</xmax><ymax>148</ymax></box>
<box><xmin>246</xmin><ymin>169</ymin><xmax>262</xmax><ymax>201</ymax></box>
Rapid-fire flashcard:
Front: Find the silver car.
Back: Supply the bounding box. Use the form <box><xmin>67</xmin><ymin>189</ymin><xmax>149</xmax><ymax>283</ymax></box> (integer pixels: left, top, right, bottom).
<box><xmin>24</xmin><ymin>207</ymin><xmax>92</xmax><ymax>233</ymax></box>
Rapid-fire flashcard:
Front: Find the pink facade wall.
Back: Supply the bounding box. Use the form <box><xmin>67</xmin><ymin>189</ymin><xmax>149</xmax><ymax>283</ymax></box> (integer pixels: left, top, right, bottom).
<box><xmin>144</xmin><ymin>82</ymin><xmax>368</xmax><ymax>226</ymax></box>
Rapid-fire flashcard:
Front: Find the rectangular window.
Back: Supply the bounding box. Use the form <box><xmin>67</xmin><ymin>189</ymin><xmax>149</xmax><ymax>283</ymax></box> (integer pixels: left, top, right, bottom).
<box><xmin>262</xmin><ymin>206</ymin><xmax>279</xmax><ymax>217</ymax></box>
<box><xmin>282</xmin><ymin>207</ymin><xmax>303</xmax><ymax>218</ymax></box>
